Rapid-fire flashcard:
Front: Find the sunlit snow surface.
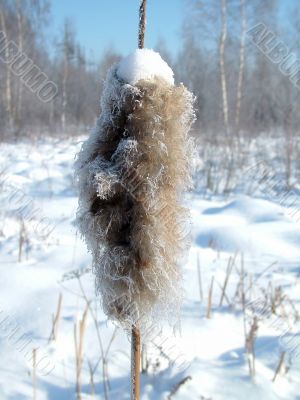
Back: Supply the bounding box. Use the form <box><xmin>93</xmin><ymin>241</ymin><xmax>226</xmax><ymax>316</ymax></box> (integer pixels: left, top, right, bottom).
<box><xmin>0</xmin><ymin>137</ymin><xmax>300</xmax><ymax>399</ymax></box>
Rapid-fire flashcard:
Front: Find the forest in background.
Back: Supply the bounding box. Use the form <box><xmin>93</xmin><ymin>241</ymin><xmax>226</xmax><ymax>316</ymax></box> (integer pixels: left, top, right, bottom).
<box><xmin>0</xmin><ymin>0</ymin><xmax>300</xmax><ymax>141</ymax></box>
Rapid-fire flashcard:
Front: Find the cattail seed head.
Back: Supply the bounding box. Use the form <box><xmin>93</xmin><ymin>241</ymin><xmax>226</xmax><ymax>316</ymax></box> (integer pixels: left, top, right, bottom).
<box><xmin>75</xmin><ymin>49</ymin><xmax>196</xmax><ymax>333</ymax></box>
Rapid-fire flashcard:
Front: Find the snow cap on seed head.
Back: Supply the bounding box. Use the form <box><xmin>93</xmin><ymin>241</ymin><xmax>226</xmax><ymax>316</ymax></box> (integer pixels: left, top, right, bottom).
<box><xmin>117</xmin><ymin>48</ymin><xmax>174</xmax><ymax>86</ymax></box>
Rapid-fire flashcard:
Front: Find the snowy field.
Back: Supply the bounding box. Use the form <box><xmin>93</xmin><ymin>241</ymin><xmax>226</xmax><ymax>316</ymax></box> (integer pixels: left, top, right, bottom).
<box><xmin>0</xmin><ymin>136</ymin><xmax>300</xmax><ymax>399</ymax></box>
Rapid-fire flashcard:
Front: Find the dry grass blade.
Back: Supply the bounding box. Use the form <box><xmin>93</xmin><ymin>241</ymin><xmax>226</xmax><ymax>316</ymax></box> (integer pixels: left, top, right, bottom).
<box><xmin>197</xmin><ymin>252</ymin><xmax>203</xmax><ymax>303</ymax></box>
<box><xmin>32</xmin><ymin>348</ymin><xmax>37</xmax><ymax>400</ymax></box>
<box><xmin>273</xmin><ymin>351</ymin><xmax>286</xmax><ymax>382</ymax></box>
<box><xmin>167</xmin><ymin>376</ymin><xmax>192</xmax><ymax>399</ymax></box>
<box><xmin>48</xmin><ymin>292</ymin><xmax>63</xmax><ymax>342</ymax></box>
<box><xmin>206</xmin><ymin>276</ymin><xmax>214</xmax><ymax>319</ymax></box>
<box><xmin>74</xmin><ymin>303</ymin><xmax>89</xmax><ymax>400</ymax></box>
<box><xmin>219</xmin><ymin>253</ymin><xmax>236</xmax><ymax>307</ymax></box>
<box><xmin>18</xmin><ymin>218</ymin><xmax>26</xmax><ymax>262</ymax></box>
<box><xmin>77</xmin><ymin>275</ymin><xmax>113</xmax><ymax>400</ymax></box>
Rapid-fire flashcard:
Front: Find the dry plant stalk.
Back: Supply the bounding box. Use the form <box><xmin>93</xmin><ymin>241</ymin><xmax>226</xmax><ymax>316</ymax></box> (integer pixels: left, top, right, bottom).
<box><xmin>245</xmin><ymin>315</ymin><xmax>258</xmax><ymax>377</ymax></box>
<box><xmin>32</xmin><ymin>348</ymin><xmax>37</xmax><ymax>400</ymax></box>
<box><xmin>240</xmin><ymin>256</ymin><xmax>258</xmax><ymax>378</ymax></box>
<box><xmin>138</xmin><ymin>0</ymin><xmax>147</xmax><ymax>49</ymax></box>
<box><xmin>48</xmin><ymin>292</ymin><xmax>63</xmax><ymax>342</ymax></box>
<box><xmin>74</xmin><ymin>303</ymin><xmax>89</xmax><ymax>400</ymax></box>
<box><xmin>141</xmin><ymin>344</ymin><xmax>149</xmax><ymax>374</ymax></box>
<box><xmin>197</xmin><ymin>252</ymin><xmax>203</xmax><ymax>303</ymax></box>
<box><xmin>77</xmin><ymin>274</ymin><xmax>116</xmax><ymax>400</ymax></box>
<box><xmin>272</xmin><ymin>351</ymin><xmax>286</xmax><ymax>382</ymax></box>
<box><xmin>131</xmin><ymin>326</ymin><xmax>141</xmax><ymax>400</ymax></box>
<box><xmin>87</xmin><ymin>357</ymin><xmax>99</xmax><ymax>396</ymax></box>
<box><xmin>219</xmin><ymin>253</ymin><xmax>235</xmax><ymax>307</ymax></box>
<box><xmin>87</xmin><ymin>360</ymin><xmax>95</xmax><ymax>396</ymax></box>
<box><xmin>18</xmin><ymin>218</ymin><xmax>26</xmax><ymax>262</ymax></box>
<box><xmin>75</xmin><ymin>12</ymin><xmax>195</xmax><ymax>400</ymax></box>
<box><xmin>167</xmin><ymin>376</ymin><xmax>192</xmax><ymax>399</ymax></box>
<box><xmin>206</xmin><ymin>276</ymin><xmax>214</xmax><ymax>319</ymax></box>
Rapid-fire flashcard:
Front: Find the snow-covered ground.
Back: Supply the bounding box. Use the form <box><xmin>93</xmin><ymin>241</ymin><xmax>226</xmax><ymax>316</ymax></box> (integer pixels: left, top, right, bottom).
<box><xmin>0</xmin><ymin>137</ymin><xmax>300</xmax><ymax>400</ymax></box>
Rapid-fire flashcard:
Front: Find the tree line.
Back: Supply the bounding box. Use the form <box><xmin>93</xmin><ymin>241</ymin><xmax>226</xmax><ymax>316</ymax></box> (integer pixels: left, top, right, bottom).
<box><xmin>0</xmin><ymin>0</ymin><xmax>299</xmax><ymax>140</ymax></box>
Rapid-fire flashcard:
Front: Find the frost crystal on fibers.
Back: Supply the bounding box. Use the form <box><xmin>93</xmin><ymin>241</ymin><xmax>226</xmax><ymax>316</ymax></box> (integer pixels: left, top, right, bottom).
<box><xmin>75</xmin><ymin>49</ymin><xmax>196</xmax><ymax>334</ymax></box>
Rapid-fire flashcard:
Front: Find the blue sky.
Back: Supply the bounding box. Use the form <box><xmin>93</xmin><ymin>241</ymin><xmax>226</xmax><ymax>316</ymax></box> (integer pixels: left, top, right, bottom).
<box><xmin>50</xmin><ymin>0</ymin><xmax>185</xmax><ymax>61</ymax></box>
<box><xmin>49</xmin><ymin>1</ymin><xmax>296</xmax><ymax>63</ymax></box>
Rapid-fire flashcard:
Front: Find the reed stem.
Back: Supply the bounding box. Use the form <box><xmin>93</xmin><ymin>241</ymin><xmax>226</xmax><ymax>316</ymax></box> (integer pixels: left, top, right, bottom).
<box><xmin>138</xmin><ymin>0</ymin><xmax>147</xmax><ymax>49</ymax></box>
<box><xmin>131</xmin><ymin>326</ymin><xmax>141</xmax><ymax>400</ymax></box>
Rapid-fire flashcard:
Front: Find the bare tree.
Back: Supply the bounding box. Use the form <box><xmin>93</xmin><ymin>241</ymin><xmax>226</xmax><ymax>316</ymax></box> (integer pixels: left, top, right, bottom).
<box><xmin>235</xmin><ymin>0</ymin><xmax>246</xmax><ymax>134</ymax></box>
<box><xmin>0</xmin><ymin>1</ymin><xmax>13</xmax><ymax>131</ymax></box>
<box><xmin>219</xmin><ymin>0</ymin><xmax>229</xmax><ymax>135</ymax></box>
<box><xmin>15</xmin><ymin>0</ymin><xmax>24</xmax><ymax>129</ymax></box>
<box><xmin>60</xmin><ymin>19</ymin><xmax>75</xmax><ymax>132</ymax></box>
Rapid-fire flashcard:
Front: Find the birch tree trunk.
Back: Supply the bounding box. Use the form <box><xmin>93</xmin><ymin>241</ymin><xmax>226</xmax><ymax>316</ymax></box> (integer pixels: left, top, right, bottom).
<box><xmin>235</xmin><ymin>0</ymin><xmax>246</xmax><ymax>135</ymax></box>
<box><xmin>16</xmin><ymin>0</ymin><xmax>24</xmax><ymax>129</ymax></box>
<box><xmin>0</xmin><ymin>5</ymin><xmax>13</xmax><ymax>130</ymax></box>
<box><xmin>219</xmin><ymin>0</ymin><xmax>229</xmax><ymax>136</ymax></box>
<box><xmin>61</xmin><ymin>20</ymin><xmax>71</xmax><ymax>133</ymax></box>
<box><xmin>62</xmin><ymin>52</ymin><xmax>68</xmax><ymax>133</ymax></box>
